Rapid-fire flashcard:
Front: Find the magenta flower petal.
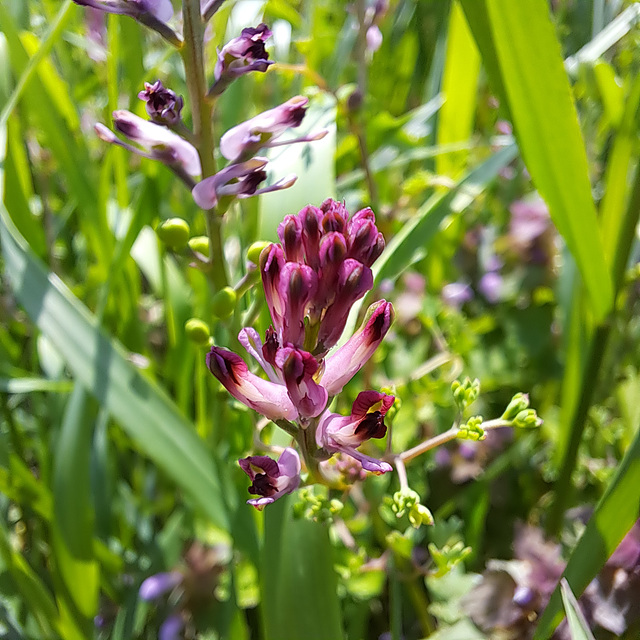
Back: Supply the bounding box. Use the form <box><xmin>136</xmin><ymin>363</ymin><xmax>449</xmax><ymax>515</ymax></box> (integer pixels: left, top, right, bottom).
<box><xmin>322</xmin><ymin>300</ymin><xmax>394</xmax><ymax>395</ymax></box>
<box><xmin>276</xmin><ymin>347</ymin><xmax>328</xmax><ymax>418</ymax></box>
<box><xmin>206</xmin><ymin>347</ymin><xmax>297</xmax><ymax>421</ymax></box>
<box><xmin>277</xmin><ymin>262</ymin><xmax>317</xmax><ymax>347</ymax></box>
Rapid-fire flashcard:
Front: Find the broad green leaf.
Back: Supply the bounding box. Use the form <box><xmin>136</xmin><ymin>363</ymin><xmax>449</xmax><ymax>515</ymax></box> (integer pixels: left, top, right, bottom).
<box><xmin>534</xmin><ymin>416</ymin><xmax>640</xmax><ymax>639</ymax></box>
<box><xmin>436</xmin><ymin>1</ymin><xmax>480</xmax><ymax>179</ymax></box>
<box><xmin>0</xmin><ymin>206</ymin><xmax>229</xmax><ymax>533</ymax></box>
<box><xmin>560</xmin><ymin>579</ymin><xmax>596</xmax><ymax>640</ymax></box>
<box><xmin>464</xmin><ymin>0</ymin><xmax>613</xmax><ymax>322</ymax></box>
<box><xmin>262</xmin><ymin>496</ymin><xmax>343</xmax><ymax>640</ymax></box>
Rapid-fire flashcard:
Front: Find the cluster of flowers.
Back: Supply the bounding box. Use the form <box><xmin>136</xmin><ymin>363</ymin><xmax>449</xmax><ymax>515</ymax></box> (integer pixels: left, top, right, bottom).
<box><xmin>207</xmin><ymin>199</ymin><xmax>396</xmax><ymax>508</ymax></box>
<box><xmin>77</xmin><ymin>0</ymin><xmax>326</xmax><ymax>211</ymax></box>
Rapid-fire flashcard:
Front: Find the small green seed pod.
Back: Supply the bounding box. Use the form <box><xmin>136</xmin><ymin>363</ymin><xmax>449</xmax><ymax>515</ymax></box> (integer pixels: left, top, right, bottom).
<box><xmin>184</xmin><ymin>318</ymin><xmax>210</xmax><ymax>346</ymax></box>
<box><xmin>212</xmin><ymin>287</ymin><xmax>237</xmax><ymax>319</ymax></box>
<box><xmin>247</xmin><ymin>241</ymin><xmax>271</xmax><ymax>265</ymax></box>
<box><xmin>188</xmin><ymin>235</ymin><xmax>210</xmax><ymax>258</ymax></box>
<box><xmin>156</xmin><ymin>218</ymin><xmax>190</xmax><ymax>250</ymax></box>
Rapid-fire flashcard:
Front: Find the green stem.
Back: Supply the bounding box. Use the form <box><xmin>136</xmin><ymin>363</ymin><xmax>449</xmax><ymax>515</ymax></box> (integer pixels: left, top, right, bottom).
<box><xmin>405</xmin><ymin>577</ymin><xmax>436</xmax><ymax>638</ymax></box>
<box><xmin>180</xmin><ymin>0</ymin><xmax>228</xmax><ymax>291</ymax></box>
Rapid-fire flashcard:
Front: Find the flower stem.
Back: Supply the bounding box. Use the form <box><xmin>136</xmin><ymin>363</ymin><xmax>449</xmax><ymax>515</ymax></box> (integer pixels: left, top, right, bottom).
<box><xmin>181</xmin><ymin>0</ymin><xmax>228</xmax><ymax>291</ymax></box>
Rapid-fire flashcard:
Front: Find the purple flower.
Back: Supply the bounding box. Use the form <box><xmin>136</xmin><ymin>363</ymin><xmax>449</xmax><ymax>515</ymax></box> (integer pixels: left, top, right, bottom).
<box><xmin>239</xmin><ymin>447</ymin><xmax>301</xmax><ymax>509</ymax></box>
<box><xmin>159</xmin><ymin>615</ymin><xmax>184</xmax><ymax>640</ymax></box>
<box><xmin>366</xmin><ymin>25</ymin><xmax>383</xmax><ymax>53</ymax></box>
<box><xmin>276</xmin><ymin>347</ymin><xmax>328</xmax><ymax>418</ymax></box>
<box><xmin>478</xmin><ymin>271</ymin><xmax>503</xmax><ymax>303</ymax></box>
<box><xmin>220</xmin><ymin>96</ymin><xmax>327</xmax><ymax>161</ymax></box>
<box><xmin>95</xmin><ymin>111</ymin><xmax>200</xmax><ymax>177</ymax></box>
<box><xmin>139</xmin><ymin>571</ymin><xmax>182</xmax><ymax>600</ymax></box>
<box><xmin>316</xmin><ymin>391</ymin><xmax>394</xmax><ymax>473</ymax></box>
<box><xmin>211</xmin><ymin>24</ymin><xmax>273</xmax><ymax>95</ymax></box>
<box><xmin>206</xmin><ymin>347</ymin><xmax>298</xmax><ymax>421</ymax></box>
<box><xmin>192</xmin><ymin>157</ymin><xmax>296</xmax><ymax>210</ymax></box>
<box><xmin>277</xmin><ymin>262</ymin><xmax>318</xmax><ymax>346</ymax></box>
<box><xmin>138</xmin><ymin>80</ymin><xmax>183</xmax><ymax>125</ymax></box>
<box><xmin>509</xmin><ymin>197</ymin><xmax>551</xmax><ymax>249</ymax></box>
<box><xmin>72</xmin><ymin>0</ymin><xmax>173</xmax><ymax>22</ymax></box>
<box><xmin>441</xmin><ymin>282</ymin><xmax>473</xmax><ymax>309</ymax></box>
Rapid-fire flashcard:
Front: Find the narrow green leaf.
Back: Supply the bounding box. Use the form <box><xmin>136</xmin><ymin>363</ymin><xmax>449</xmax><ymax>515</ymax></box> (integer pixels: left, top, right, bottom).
<box><xmin>535</xmin><ymin>416</ymin><xmax>640</xmax><ymax>638</ymax></box>
<box><xmin>0</xmin><ymin>206</ymin><xmax>229</xmax><ymax>533</ymax></box>
<box><xmin>262</xmin><ymin>496</ymin><xmax>343</xmax><ymax>640</ymax></box>
<box><xmin>466</xmin><ymin>0</ymin><xmax>614</xmax><ymax>321</ymax></box>
<box><xmin>0</xmin><ymin>377</ymin><xmax>73</xmax><ymax>393</ymax></box>
<box><xmin>560</xmin><ymin>579</ymin><xmax>596</xmax><ymax>640</ymax></box>
<box><xmin>436</xmin><ymin>1</ymin><xmax>480</xmax><ymax>178</ymax></box>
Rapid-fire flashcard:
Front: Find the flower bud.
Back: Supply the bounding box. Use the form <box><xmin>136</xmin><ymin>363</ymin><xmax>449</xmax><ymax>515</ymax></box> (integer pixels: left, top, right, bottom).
<box><xmin>184</xmin><ymin>318</ymin><xmax>210</xmax><ymax>346</ymax></box>
<box><xmin>451</xmin><ymin>377</ymin><xmax>480</xmax><ymax>411</ymax></box>
<box><xmin>513</xmin><ymin>409</ymin><xmax>543</xmax><ymax>429</ymax></box>
<box><xmin>501</xmin><ymin>392</ymin><xmax>530</xmax><ymax>420</ymax></box>
<box><xmin>457</xmin><ymin>416</ymin><xmax>486</xmax><ymax>441</ymax></box>
<box><xmin>156</xmin><ymin>217</ymin><xmax>190</xmax><ymax>250</ymax></box>
<box><xmin>212</xmin><ymin>287</ymin><xmax>237</xmax><ymax>319</ymax></box>
<box><xmin>188</xmin><ymin>235</ymin><xmax>210</xmax><ymax>257</ymax></box>
<box><xmin>138</xmin><ymin>80</ymin><xmax>183</xmax><ymax>125</ymax></box>
<box><xmin>247</xmin><ymin>241</ymin><xmax>271</xmax><ymax>265</ymax></box>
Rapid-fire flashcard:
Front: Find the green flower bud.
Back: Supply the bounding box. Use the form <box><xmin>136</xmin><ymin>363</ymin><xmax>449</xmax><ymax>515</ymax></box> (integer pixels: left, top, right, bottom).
<box><xmin>513</xmin><ymin>408</ymin><xmax>543</xmax><ymax>429</ymax></box>
<box><xmin>211</xmin><ymin>287</ymin><xmax>237</xmax><ymax>319</ymax></box>
<box><xmin>156</xmin><ymin>218</ymin><xmax>190</xmax><ymax>250</ymax></box>
<box><xmin>247</xmin><ymin>241</ymin><xmax>271</xmax><ymax>265</ymax></box>
<box><xmin>458</xmin><ymin>416</ymin><xmax>486</xmax><ymax>441</ymax></box>
<box><xmin>501</xmin><ymin>392</ymin><xmax>530</xmax><ymax>420</ymax></box>
<box><xmin>408</xmin><ymin>503</ymin><xmax>434</xmax><ymax>529</ymax></box>
<box><xmin>188</xmin><ymin>235</ymin><xmax>210</xmax><ymax>258</ymax></box>
<box><xmin>391</xmin><ymin>489</ymin><xmax>419</xmax><ymax>517</ymax></box>
<box><xmin>428</xmin><ymin>541</ymin><xmax>472</xmax><ymax>577</ymax></box>
<box><xmin>451</xmin><ymin>377</ymin><xmax>480</xmax><ymax>411</ymax></box>
<box><xmin>184</xmin><ymin>318</ymin><xmax>210</xmax><ymax>346</ymax></box>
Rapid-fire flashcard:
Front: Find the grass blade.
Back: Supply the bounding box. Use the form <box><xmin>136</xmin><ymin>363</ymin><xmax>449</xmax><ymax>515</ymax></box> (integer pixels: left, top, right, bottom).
<box><xmin>560</xmin><ymin>579</ymin><xmax>596</xmax><ymax>640</ymax></box>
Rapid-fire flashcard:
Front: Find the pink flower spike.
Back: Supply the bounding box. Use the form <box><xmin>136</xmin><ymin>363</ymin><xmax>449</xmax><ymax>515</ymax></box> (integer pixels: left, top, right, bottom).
<box><xmin>206</xmin><ymin>347</ymin><xmax>297</xmax><ymax>421</ymax></box>
<box><xmin>278</xmin><ymin>262</ymin><xmax>318</xmax><ymax>347</ymax></box>
<box><xmin>260</xmin><ymin>244</ymin><xmax>286</xmax><ymax>336</ymax></box>
<box><xmin>239</xmin><ymin>447</ymin><xmax>301</xmax><ymax>510</ymax></box>
<box><xmin>276</xmin><ymin>347</ymin><xmax>328</xmax><ymax>418</ymax></box>
<box><xmin>322</xmin><ymin>300</ymin><xmax>394</xmax><ymax>396</ymax></box>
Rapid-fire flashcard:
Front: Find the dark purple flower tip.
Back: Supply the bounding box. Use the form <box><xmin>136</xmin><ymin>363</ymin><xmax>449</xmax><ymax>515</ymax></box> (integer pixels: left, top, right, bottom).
<box><xmin>139</xmin><ymin>571</ymin><xmax>182</xmax><ymax>600</ymax></box>
<box><xmin>239</xmin><ymin>448</ymin><xmax>301</xmax><ymax>510</ymax></box>
<box><xmin>278</xmin><ymin>262</ymin><xmax>318</xmax><ymax>347</ymax></box>
<box><xmin>300</xmin><ymin>205</ymin><xmax>323</xmax><ymax>269</ymax></box>
<box><xmin>276</xmin><ymin>347</ymin><xmax>328</xmax><ymax>418</ymax></box>
<box><xmin>262</xmin><ymin>326</ymin><xmax>280</xmax><ymax>367</ymax></box>
<box><xmin>321</xmin><ymin>198</ymin><xmax>349</xmax><ymax>234</ymax></box>
<box><xmin>138</xmin><ymin>80</ymin><xmax>184</xmax><ymax>125</ymax></box>
<box><xmin>347</xmin><ymin>209</ymin><xmax>385</xmax><ymax>267</ymax></box>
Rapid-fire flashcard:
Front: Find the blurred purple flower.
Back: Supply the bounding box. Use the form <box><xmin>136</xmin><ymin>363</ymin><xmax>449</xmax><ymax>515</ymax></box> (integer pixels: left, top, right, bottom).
<box><xmin>138</xmin><ymin>80</ymin><xmax>183</xmax><ymax>125</ymax></box>
<box><xmin>95</xmin><ymin>111</ymin><xmax>200</xmax><ymax>177</ymax></box>
<box><xmin>316</xmin><ymin>391</ymin><xmax>394</xmax><ymax>474</ymax></box>
<box><xmin>478</xmin><ymin>271</ymin><xmax>503</xmax><ymax>303</ymax></box>
<box><xmin>72</xmin><ymin>0</ymin><xmax>173</xmax><ymax>22</ymax></box>
<box><xmin>159</xmin><ymin>615</ymin><xmax>184</xmax><ymax>640</ymax></box>
<box><xmin>509</xmin><ymin>197</ymin><xmax>551</xmax><ymax>249</ymax></box>
<box><xmin>366</xmin><ymin>25</ymin><xmax>383</xmax><ymax>53</ymax></box>
<box><xmin>139</xmin><ymin>571</ymin><xmax>182</xmax><ymax>600</ymax></box>
<box><xmin>220</xmin><ymin>96</ymin><xmax>327</xmax><ymax>161</ymax></box>
<box><xmin>191</xmin><ymin>157</ymin><xmax>296</xmax><ymax>210</ymax></box>
<box><xmin>496</xmin><ymin>119</ymin><xmax>513</xmax><ymax>135</ymax></box>
<box><xmin>85</xmin><ymin>8</ymin><xmax>107</xmax><ymax>61</ymax></box>
<box><xmin>441</xmin><ymin>282</ymin><xmax>473</xmax><ymax>309</ymax></box>
<box><xmin>239</xmin><ymin>447</ymin><xmax>301</xmax><ymax>509</ymax></box>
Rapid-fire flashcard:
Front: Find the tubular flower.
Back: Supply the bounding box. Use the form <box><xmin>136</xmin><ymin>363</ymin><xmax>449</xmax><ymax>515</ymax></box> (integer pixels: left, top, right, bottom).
<box><xmin>316</xmin><ymin>391</ymin><xmax>394</xmax><ymax>474</ymax></box>
<box><xmin>239</xmin><ymin>448</ymin><xmax>301</xmax><ymax>509</ymax></box>
<box><xmin>211</xmin><ymin>24</ymin><xmax>273</xmax><ymax>95</ymax></box>
<box><xmin>192</xmin><ymin>157</ymin><xmax>296</xmax><ymax>210</ymax></box>
<box><xmin>220</xmin><ymin>96</ymin><xmax>327</xmax><ymax>162</ymax></box>
<box><xmin>138</xmin><ymin>80</ymin><xmax>183</xmax><ymax>125</ymax></box>
<box><xmin>72</xmin><ymin>0</ymin><xmax>173</xmax><ymax>22</ymax></box>
<box><xmin>206</xmin><ymin>347</ymin><xmax>298</xmax><ymax>421</ymax></box>
<box><xmin>95</xmin><ymin>111</ymin><xmax>200</xmax><ymax>177</ymax></box>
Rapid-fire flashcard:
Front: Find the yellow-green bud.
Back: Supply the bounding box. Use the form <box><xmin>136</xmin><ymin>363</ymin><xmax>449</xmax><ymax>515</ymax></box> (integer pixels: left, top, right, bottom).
<box><xmin>156</xmin><ymin>218</ymin><xmax>190</xmax><ymax>250</ymax></box>
<box><xmin>513</xmin><ymin>409</ymin><xmax>543</xmax><ymax>429</ymax></box>
<box><xmin>188</xmin><ymin>235</ymin><xmax>210</xmax><ymax>258</ymax></box>
<box><xmin>502</xmin><ymin>393</ymin><xmax>530</xmax><ymax>420</ymax></box>
<box><xmin>458</xmin><ymin>416</ymin><xmax>486</xmax><ymax>441</ymax></box>
<box><xmin>409</xmin><ymin>503</ymin><xmax>434</xmax><ymax>529</ymax></box>
<box><xmin>452</xmin><ymin>377</ymin><xmax>481</xmax><ymax>411</ymax></box>
<box><xmin>247</xmin><ymin>241</ymin><xmax>271</xmax><ymax>265</ymax></box>
<box><xmin>212</xmin><ymin>287</ymin><xmax>237</xmax><ymax>319</ymax></box>
<box><xmin>184</xmin><ymin>318</ymin><xmax>210</xmax><ymax>346</ymax></box>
